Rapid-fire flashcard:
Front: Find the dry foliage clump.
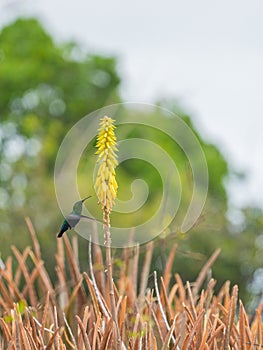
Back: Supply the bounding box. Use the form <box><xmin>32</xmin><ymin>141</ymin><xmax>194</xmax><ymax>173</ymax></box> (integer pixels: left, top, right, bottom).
<box><xmin>0</xmin><ymin>217</ymin><xmax>262</xmax><ymax>349</ymax></box>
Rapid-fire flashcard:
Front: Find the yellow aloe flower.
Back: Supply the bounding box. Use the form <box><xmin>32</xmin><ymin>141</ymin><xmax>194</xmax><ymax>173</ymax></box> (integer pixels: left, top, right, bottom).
<box><xmin>95</xmin><ymin>116</ymin><xmax>118</xmax><ymax>211</ymax></box>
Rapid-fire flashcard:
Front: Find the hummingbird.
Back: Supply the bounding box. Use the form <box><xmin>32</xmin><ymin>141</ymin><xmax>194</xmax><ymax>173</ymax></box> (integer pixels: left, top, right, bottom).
<box><xmin>57</xmin><ymin>196</ymin><xmax>98</xmax><ymax>238</ymax></box>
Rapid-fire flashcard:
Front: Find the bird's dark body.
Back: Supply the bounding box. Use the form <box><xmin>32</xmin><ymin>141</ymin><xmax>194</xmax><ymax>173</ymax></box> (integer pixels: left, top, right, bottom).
<box><xmin>57</xmin><ymin>219</ymin><xmax>71</xmax><ymax>238</ymax></box>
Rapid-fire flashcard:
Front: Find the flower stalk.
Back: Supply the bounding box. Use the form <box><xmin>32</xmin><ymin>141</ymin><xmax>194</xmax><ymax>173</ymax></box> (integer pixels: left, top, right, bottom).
<box><xmin>95</xmin><ymin>116</ymin><xmax>120</xmax><ymax>348</ymax></box>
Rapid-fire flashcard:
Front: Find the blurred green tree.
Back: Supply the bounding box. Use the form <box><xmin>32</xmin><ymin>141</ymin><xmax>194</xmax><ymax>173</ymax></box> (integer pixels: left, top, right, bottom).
<box><xmin>0</xmin><ymin>18</ymin><xmax>120</xmax><ymax>251</ymax></box>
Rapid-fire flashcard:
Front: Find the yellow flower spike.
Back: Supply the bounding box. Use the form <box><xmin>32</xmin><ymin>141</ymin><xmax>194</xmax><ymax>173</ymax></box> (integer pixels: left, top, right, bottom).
<box><xmin>95</xmin><ymin>116</ymin><xmax>118</xmax><ymax>212</ymax></box>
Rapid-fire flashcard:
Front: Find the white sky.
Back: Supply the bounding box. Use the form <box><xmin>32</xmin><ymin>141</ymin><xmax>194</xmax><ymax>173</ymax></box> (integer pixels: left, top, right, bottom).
<box><xmin>1</xmin><ymin>0</ymin><xmax>263</xmax><ymax>208</ymax></box>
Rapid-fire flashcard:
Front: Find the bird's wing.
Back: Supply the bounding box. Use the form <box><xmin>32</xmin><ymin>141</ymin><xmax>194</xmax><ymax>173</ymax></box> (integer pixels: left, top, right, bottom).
<box><xmin>80</xmin><ymin>215</ymin><xmax>103</xmax><ymax>224</ymax></box>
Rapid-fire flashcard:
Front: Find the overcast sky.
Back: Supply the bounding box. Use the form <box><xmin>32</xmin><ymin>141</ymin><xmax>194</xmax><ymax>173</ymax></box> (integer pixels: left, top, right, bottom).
<box><xmin>1</xmin><ymin>0</ymin><xmax>263</xmax><ymax>209</ymax></box>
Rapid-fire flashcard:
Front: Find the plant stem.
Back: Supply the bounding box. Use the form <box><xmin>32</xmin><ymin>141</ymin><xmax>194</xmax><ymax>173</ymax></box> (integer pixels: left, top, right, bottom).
<box><xmin>104</xmin><ymin>209</ymin><xmax>121</xmax><ymax>349</ymax></box>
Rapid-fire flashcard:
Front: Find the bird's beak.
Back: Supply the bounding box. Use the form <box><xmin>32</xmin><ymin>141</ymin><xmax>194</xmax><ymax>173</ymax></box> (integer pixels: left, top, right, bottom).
<box><xmin>81</xmin><ymin>195</ymin><xmax>92</xmax><ymax>203</ymax></box>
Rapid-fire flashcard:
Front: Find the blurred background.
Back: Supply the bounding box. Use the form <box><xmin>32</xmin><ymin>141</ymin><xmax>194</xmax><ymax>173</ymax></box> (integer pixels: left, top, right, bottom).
<box><xmin>0</xmin><ymin>0</ymin><xmax>262</xmax><ymax>308</ymax></box>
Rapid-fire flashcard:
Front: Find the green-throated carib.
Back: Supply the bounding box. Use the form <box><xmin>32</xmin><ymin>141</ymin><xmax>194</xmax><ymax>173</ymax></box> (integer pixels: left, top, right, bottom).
<box><xmin>57</xmin><ymin>196</ymin><xmax>97</xmax><ymax>238</ymax></box>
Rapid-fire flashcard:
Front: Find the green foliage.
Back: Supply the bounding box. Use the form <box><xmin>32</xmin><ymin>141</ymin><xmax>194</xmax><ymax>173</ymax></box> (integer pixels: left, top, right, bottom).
<box><xmin>0</xmin><ymin>18</ymin><xmax>120</xmax><ymax>251</ymax></box>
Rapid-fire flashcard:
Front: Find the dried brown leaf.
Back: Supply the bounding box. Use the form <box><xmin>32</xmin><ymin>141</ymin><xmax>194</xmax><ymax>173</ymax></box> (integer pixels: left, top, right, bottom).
<box><xmin>75</xmin><ymin>314</ymin><xmax>91</xmax><ymax>350</ymax></box>
<box><xmin>192</xmin><ymin>248</ymin><xmax>221</xmax><ymax>297</ymax></box>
